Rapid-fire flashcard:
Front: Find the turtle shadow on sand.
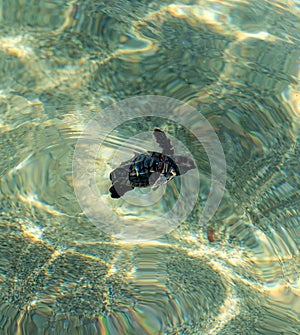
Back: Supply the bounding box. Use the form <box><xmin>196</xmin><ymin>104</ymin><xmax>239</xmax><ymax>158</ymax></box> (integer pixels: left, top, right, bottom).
<box><xmin>109</xmin><ymin>129</ymin><xmax>196</xmax><ymax>198</ymax></box>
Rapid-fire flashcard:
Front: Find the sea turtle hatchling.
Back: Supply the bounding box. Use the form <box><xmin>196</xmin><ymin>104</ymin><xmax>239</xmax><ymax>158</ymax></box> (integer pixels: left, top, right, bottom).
<box><xmin>109</xmin><ymin>128</ymin><xmax>196</xmax><ymax>198</ymax></box>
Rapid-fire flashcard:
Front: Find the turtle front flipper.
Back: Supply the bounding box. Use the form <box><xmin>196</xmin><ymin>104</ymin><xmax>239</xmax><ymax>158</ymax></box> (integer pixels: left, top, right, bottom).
<box><xmin>153</xmin><ymin>129</ymin><xmax>174</xmax><ymax>156</ymax></box>
<box><xmin>173</xmin><ymin>155</ymin><xmax>196</xmax><ymax>175</ymax></box>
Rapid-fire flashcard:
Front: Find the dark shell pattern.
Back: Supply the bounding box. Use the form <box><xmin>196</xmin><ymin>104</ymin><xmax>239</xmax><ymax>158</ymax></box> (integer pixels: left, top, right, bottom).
<box><xmin>109</xmin><ymin>129</ymin><xmax>196</xmax><ymax>198</ymax></box>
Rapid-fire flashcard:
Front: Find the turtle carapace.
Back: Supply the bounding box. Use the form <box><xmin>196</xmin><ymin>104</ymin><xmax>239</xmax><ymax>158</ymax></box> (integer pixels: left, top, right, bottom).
<box><xmin>109</xmin><ymin>129</ymin><xmax>195</xmax><ymax>198</ymax></box>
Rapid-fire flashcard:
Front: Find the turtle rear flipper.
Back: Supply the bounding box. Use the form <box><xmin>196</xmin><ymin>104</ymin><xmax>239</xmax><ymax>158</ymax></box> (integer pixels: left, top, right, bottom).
<box><xmin>153</xmin><ymin>129</ymin><xmax>174</xmax><ymax>156</ymax></box>
<box><xmin>109</xmin><ymin>183</ymin><xmax>134</xmax><ymax>198</ymax></box>
<box><xmin>109</xmin><ymin>165</ymin><xmax>134</xmax><ymax>198</ymax></box>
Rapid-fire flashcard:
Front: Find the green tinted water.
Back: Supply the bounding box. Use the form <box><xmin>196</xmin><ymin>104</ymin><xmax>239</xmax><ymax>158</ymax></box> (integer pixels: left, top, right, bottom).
<box><xmin>0</xmin><ymin>0</ymin><xmax>300</xmax><ymax>334</ymax></box>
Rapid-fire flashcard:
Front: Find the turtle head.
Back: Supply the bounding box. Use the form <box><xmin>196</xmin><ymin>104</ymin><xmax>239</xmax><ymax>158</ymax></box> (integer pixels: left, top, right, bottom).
<box><xmin>173</xmin><ymin>156</ymin><xmax>196</xmax><ymax>175</ymax></box>
<box><xmin>150</xmin><ymin>166</ymin><xmax>177</xmax><ymax>191</ymax></box>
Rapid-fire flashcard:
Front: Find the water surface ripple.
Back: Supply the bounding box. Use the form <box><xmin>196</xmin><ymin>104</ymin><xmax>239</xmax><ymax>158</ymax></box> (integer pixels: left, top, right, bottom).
<box><xmin>0</xmin><ymin>0</ymin><xmax>300</xmax><ymax>334</ymax></box>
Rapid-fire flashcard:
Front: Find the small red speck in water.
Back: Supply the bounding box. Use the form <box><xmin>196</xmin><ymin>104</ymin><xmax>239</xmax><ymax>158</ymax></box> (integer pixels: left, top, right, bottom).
<box><xmin>207</xmin><ymin>229</ymin><xmax>215</xmax><ymax>242</ymax></box>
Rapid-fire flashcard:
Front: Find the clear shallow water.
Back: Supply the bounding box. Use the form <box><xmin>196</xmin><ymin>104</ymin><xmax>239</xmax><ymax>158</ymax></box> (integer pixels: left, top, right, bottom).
<box><xmin>0</xmin><ymin>0</ymin><xmax>300</xmax><ymax>334</ymax></box>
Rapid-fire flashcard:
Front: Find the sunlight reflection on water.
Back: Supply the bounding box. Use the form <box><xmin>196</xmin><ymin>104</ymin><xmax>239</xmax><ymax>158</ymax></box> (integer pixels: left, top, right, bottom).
<box><xmin>0</xmin><ymin>0</ymin><xmax>299</xmax><ymax>334</ymax></box>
